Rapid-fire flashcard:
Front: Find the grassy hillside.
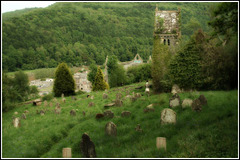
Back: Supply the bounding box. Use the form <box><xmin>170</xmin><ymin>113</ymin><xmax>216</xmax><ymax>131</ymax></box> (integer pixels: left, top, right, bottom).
<box><xmin>2</xmin><ymin>2</ymin><xmax>217</xmax><ymax>71</ymax></box>
<box><xmin>2</xmin><ymin>82</ymin><xmax>238</xmax><ymax>158</ymax></box>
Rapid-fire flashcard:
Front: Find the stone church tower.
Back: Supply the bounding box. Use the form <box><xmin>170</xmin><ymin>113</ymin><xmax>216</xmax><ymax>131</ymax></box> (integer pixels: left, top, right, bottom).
<box><xmin>154</xmin><ymin>5</ymin><xmax>181</xmax><ymax>48</ymax></box>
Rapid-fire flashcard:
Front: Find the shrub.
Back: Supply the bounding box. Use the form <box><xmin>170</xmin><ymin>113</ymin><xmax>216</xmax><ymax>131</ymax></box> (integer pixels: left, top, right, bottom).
<box><xmin>87</xmin><ymin>63</ymin><xmax>98</xmax><ymax>84</ymax></box>
<box><xmin>53</xmin><ymin>63</ymin><xmax>76</xmax><ymax>97</ymax></box>
<box><xmin>127</xmin><ymin>63</ymin><xmax>152</xmax><ymax>84</ymax></box>
<box><xmin>41</xmin><ymin>93</ymin><xmax>54</xmax><ymax>101</ymax></box>
<box><xmin>93</xmin><ymin>66</ymin><xmax>109</xmax><ymax>91</ymax></box>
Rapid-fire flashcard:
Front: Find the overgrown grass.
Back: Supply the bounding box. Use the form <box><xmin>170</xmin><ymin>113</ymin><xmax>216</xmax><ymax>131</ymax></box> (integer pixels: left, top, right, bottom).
<box><xmin>2</xmin><ymin>82</ymin><xmax>238</xmax><ymax>158</ymax></box>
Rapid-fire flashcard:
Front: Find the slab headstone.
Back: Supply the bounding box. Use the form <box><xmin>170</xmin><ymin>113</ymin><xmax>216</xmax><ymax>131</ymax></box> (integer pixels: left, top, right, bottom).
<box><xmin>14</xmin><ymin>112</ymin><xmax>18</xmax><ymax>115</ymax></box>
<box><xmin>56</xmin><ymin>102</ymin><xmax>60</xmax><ymax>107</ymax></box>
<box><xmin>121</xmin><ymin>111</ymin><xmax>131</xmax><ymax>117</ymax></box>
<box><xmin>192</xmin><ymin>99</ymin><xmax>202</xmax><ymax>112</ymax></box>
<box><xmin>105</xmin><ymin>122</ymin><xmax>117</xmax><ymax>136</ymax></box>
<box><xmin>198</xmin><ymin>95</ymin><xmax>207</xmax><ymax>106</ymax></box>
<box><xmin>156</xmin><ymin>137</ymin><xmax>166</xmax><ymax>151</ymax></box>
<box><xmin>161</xmin><ymin>108</ymin><xmax>176</xmax><ymax>125</ymax></box>
<box><xmin>61</xmin><ymin>93</ymin><xmax>64</xmax><ymax>99</ymax></box>
<box><xmin>104</xmin><ymin>110</ymin><xmax>114</xmax><ymax>118</ymax></box>
<box><xmin>135</xmin><ymin>93</ymin><xmax>142</xmax><ymax>98</ymax></box>
<box><xmin>104</xmin><ymin>103</ymin><xmax>115</xmax><ymax>109</ymax></box>
<box><xmin>62</xmin><ymin>98</ymin><xmax>66</xmax><ymax>103</ymax></box>
<box><xmin>70</xmin><ymin>109</ymin><xmax>76</xmax><ymax>116</ymax></box>
<box><xmin>62</xmin><ymin>148</ymin><xmax>71</xmax><ymax>158</ymax></box>
<box><xmin>80</xmin><ymin>133</ymin><xmax>96</xmax><ymax>158</ymax></box>
<box><xmin>169</xmin><ymin>94</ymin><xmax>181</xmax><ymax>108</ymax></box>
<box><xmin>33</xmin><ymin>99</ymin><xmax>42</xmax><ymax>106</ymax></box>
<box><xmin>103</xmin><ymin>93</ymin><xmax>108</xmax><ymax>99</ymax></box>
<box><xmin>182</xmin><ymin>99</ymin><xmax>193</xmax><ymax>108</ymax></box>
<box><xmin>49</xmin><ymin>102</ymin><xmax>53</xmax><ymax>107</ymax></box>
<box><xmin>90</xmin><ymin>96</ymin><xmax>94</xmax><ymax>100</ymax></box>
<box><xmin>21</xmin><ymin>113</ymin><xmax>26</xmax><ymax>120</ymax></box>
<box><xmin>96</xmin><ymin>113</ymin><xmax>104</xmax><ymax>119</ymax></box>
<box><xmin>12</xmin><ymin>117</ymin><xmax>21</xmax><ymax>128</ymax></box>
<box><xmin>88</xmin><ymin>102</ymin><xmax>95</xmax><ymax>107</ymax></box>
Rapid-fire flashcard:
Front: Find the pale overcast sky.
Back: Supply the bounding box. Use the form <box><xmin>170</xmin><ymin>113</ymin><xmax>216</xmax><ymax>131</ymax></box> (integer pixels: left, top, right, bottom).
<box><xmin>1</xmin><ymin>1</ymin><xmax>57</xmax><ymax>13</ymax></box>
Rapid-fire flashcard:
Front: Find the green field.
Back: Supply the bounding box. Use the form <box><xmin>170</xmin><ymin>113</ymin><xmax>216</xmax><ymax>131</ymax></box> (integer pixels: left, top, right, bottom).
<box><xmin>2</xmin><ymin>82</ymin><xmax>238</xmax><ymax>158</ymax></box>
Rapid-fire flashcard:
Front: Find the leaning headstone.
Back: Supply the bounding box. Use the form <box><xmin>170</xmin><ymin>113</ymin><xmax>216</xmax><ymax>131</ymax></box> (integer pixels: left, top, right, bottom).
<box><xmin>115</xmin><ymin>99</ymin><xmax>123</xmax><ymax>107</ymax></box>
<box><xmin>21</xmin><ymin>113</ymin><xmax>26</xmax><ymax>120</ymax></box>
<box><xmin>135</xmin><ymin>124</ymin><xmax>143</xmax><ymax>132</ymax></box>
<box><xmin>12</xmin><ymin>117</ymin><xmax>21</xmax><ymax>128</ymax></box>
<box><xmin>192</xmin><ymin>99</ymin><xmax>202</xmax><ymax>112</ymax></box>
<box><xmin>80</xmin><ymin>133</ymin><xmax>96</xmax><ymax>158</ymax></box>
<box><xmin>105</xmin><ymin>122</ymin><xmax>117</xmax><ymax>136</ymax></box>
<box><xmin>61</xmin><ymin>93</ymin><xmax>64</xmax><ymax>99</ymax></box>
<box><xmin>121</xmin><ymin>111</ymin><xmax>131</xmax><ymax>117</ymax></box>
<box><xmin>88</xmin><ymin>102</ymin><xmax>95</xmax><ymax>107</ymax></box>
<box><xmin>198</xmin><ymin>95</ymin><xmax>207</xmax><ymax>106</ymax></box>
<box><xmin>62</xmin><ymin>148</ymin><xmax>71</xmax><ymax>158</ymax></box>
<box><xmin>182</xmin><ymin>99</ymin><xmax>193</xmax><ymax>108</ymax></box>
<box><xmin>103</xmin><ymin>110</ymin><xmax>114</xmax><ymax>118</ymax></box>
<box><xmin>156</xmin><ymin>137</ymin><xmax>166</xmax><ymax>151</ymax></box>
<box><xmin>33</xmin><ymin>99</ymin><xmax>42</xmax><ymax>106</ymax></box>
<box><xmin>169</xmin><ymin>94</ymin><xmax>181</xmax><ymax>108</ymax></box>
<box><xmin>62</xmin><ymin>98</ymin><xmax>66</xmax><ymax>103</ymax></box>
<box><xmin>144</xmin><ymin>104</ymin><xmax>155</xmax><ymax>113</ymax></box>
<box><xmin>56</xmin><ymin>102</ymin><xmax>60</xmax><ymax>107</ymax></box>
<box><xmin>171</xmin><ymin>84</ymin><xmax>181</xmax><ymax>95</ymax></box>
<box><xmin>96</xmin><ymin>113</ymin><xmax>104</xmax><ymax>119</ymax></box>
<box><xmin>161</xmin><ymin>108</ymin><xmax>176</xmax><ymax>125</ymax></box>
<box><xmin>90</xmin><ymin>96</ymin><xmax>94</xmax><ymax>100</ymax></box>
<box><xmin>70</xmin><ymin>109</ymin><xmax>76</xmax><ymax>116</ymax></box>
<box><xmin>44</xmin><ymin>100</ymin><xmax>48</xmax><ymax>107</ymax></box>
<box><xmin>103</xmin><ymin>93</ymin><xmax>108</xmax><ymax>99</ymax></box>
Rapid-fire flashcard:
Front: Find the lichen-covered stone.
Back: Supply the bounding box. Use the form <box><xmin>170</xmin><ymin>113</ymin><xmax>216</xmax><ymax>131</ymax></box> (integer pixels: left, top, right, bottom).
<box><xmin>161</xmin><ymin>108</ymin><xmax>176</xmax><ymax>124</ymax></box>
<box><xmin>105</xmin><ymin>122</ymin><xmax>117</xmax><ymax>136</ymax></box>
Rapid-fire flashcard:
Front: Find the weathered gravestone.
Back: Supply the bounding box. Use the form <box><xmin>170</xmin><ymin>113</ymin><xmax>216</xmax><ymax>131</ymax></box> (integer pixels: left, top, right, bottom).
<box><xmin>40</xmin><ymin>110</ymin><xmax>45</xmax><ymax>116</ymax></box>
<box><xmin>96</xmin><ymin>113</ymin><xmax>104</xmax><ymax>119</ymax></box>
<box><xmin>70</xmin><ymin>109</ymin><xmax>76</xmax><ymax>116</ymax></box>
<box><xmin>105</xmin><ymin>122</ymin><xmax>117</xmax><ymax>136</ymax></box>
<box><xmin>192</xmin><ymin>99</ymin><xmax>202</xmax><ymax>112</ymax></box>
<box><xmin>83</xmin><ymin>111</ymin><xmax>86</xmax><ymax>116</ymax></box>
<box><xmin>171</xmin><ymin>84</ymin><xmax>181</xmax><ymax>95</ymax></box>
<box><xmin>14</xmin><ymin>112</ymin><xmax>18</xmax><ymax>115</ymax></box>
<box><xmin>56</xmin><ymin>102</ymin><xmax>60</xmax><ymax>108</ymax></box>
<box><xmin>88</xmin><ymin>102</ymin><xmax>95</xmax><ymax>107</ymax></box>
<box><xmin>44</xmin><ymin>100</ymin><xmax>48</xmax><ymax>107</ymax></box>
<box><xmin>144</xmin><ymin>104</ymin><xmax>155</xmax><ymax>113</ymax></box>
<box><xmin>71</xmin><ymin>96</ymin><xmax>77</xmax><ymax>101</ymax></box>
<box><xmin>121</xmin><ymin>111</ymin><xmax>131</xmax><ymax>117</ymax></box>
<box><xmin>116</xmin><ymin>93</ymin><xmax>122</xmax><ymax>100</ymax></box>
<box><xmin>126</xmin><ymin>90</ymin><xmax>130</xmax><ymax>96</ymax></box>
<box><xmin>61</xmin><ymin>93</ymin><xmax>64</xmax><ymax>99</ymax></box>
<box><xmin>135</xmin><ymin>93</ymin><xmax>142</xmax><ymax>98</ymax></box>
<box><xmin>49</xmin><ymin>102</ymin><xmax>53</xmax><ymax>107</ymax></box>
<box><xmin>90</xmin><ymin>96</ymin><xmax>94</xmax><ymax>100</ymax></box>
<box><xmin>80</xmin><ymin>133</ymin><xmax>96</xmax><ymax>158</ymax></box>
<box><xmin>21</xmin><ymin>113</ymin><xmax>26</xmax><ymax>120</ymax></box>
<box><xmin>115</xmin><ymin>99</ymin><xmax>123</xmax><ymax>107</ymax></box>
<box><xmin>103</xmin><ymin>93</ymin><xmax>108</xmax><ymax>99</ymax></box>
<box><xmin>104</xmin><ymin>110</ymin><xmax>114</xmax><ymax>118</ymax></box>
<box><xmin>161</xmin><ymin>108</ymin><xmax>176</xmax><ymax>125</ymax></box>
<box><xmin>182</xmin><ymin>99</ymin><xmax>193</xmax><ymax>108</ymax></box>
<box><xmin>198</xmin><ymin>95</ymin><xmax>207</xmax><ymax>106</ymax></box>
<box><xmin>169</xmin><ymin>94</ymin><xmax>181</xmax><ymax>108</ymax></box>
<box><xmin>62</xmin><ymin>148</ymin><xmax>71</xmax><ymax>158</ymax></box>
<box><xmin>12</xmin><ymin>117</ymin><xmax>21</xmax><ymax>128</ymax></box>
<box><xmin>62</xmin><ymin>98</ymin><xmax>66</xmax><ymax>103</ymax></box>
<box><xmin>55</xmin><ymin>106</ymin><xmax>61</xmax><ymax>114</ymax></box>
<box><xmin>135</xmin><ymin>124</ymin><xmax>143</xmax><ymax>132</ymax></box>
<box><xmin>33</xmin><ymin>99</ymin><xmax>42</xmax><ymax>106</ymax></box>
<box><xmin>24</xmin><ymin>110</ymin><xmax>29</xmax><ymax>114</ymax></box>
<box><xmin>53</xmin><ymin>98</ymin><xmax>57</xmax><ymax>103</ymax></box>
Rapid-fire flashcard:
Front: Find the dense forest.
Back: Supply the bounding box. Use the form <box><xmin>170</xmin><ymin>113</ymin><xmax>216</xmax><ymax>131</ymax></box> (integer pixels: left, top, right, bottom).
<box><xmin>2</xmin><ymin>2</ymin><xmax>215</xmax><ymax>72</ymax></box>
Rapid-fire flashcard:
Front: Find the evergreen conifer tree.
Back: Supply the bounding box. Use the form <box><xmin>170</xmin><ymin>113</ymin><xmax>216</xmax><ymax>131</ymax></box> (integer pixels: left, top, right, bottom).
<box><xmin>93</xmin><ymin>66</ymin><xmax>109</xmax><ymax>91</ymax></box>
<box><xmin>53</xmin><ymin>62</ymin><xmax>75</xmax><ymax>97</ymax></box>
